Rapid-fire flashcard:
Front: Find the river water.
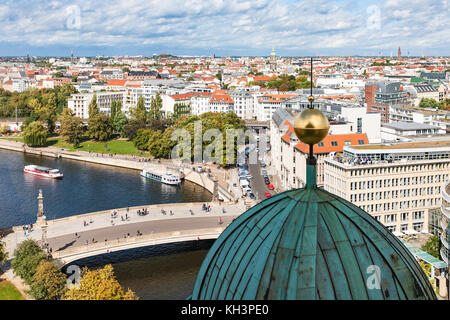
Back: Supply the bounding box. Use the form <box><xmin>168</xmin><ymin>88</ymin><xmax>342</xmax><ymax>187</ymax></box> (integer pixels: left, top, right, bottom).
<box><xmin>0</xmin><ymin>148</ymin><xmax>213</xmax><ymax>299</ymax></box>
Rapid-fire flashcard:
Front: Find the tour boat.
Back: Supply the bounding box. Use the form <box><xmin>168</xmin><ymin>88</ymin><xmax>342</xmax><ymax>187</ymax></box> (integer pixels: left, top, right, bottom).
<box><xmin>140</xmin><ymin>168</ymin><xmax>181</xmax><ymax>185</ymax></box>
<box><xmin>24</xmin><ymin>165</ymin><xmax>63</xmax><ymax>179</ymax></box>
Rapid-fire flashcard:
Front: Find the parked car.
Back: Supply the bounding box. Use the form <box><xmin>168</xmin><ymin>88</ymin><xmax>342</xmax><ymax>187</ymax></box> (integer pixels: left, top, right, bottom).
<box><xmin>264</xmin><ymin>192</ymin><xmax>272</xmax><ymax>198</ymax></box>
<box><xmin>268</xmin><ymin>183</ymin><xmax>274</xmax><ymax>190</ymax></box>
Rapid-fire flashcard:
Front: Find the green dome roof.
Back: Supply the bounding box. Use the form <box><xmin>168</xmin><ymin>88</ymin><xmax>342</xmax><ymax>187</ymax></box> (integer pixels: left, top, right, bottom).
<box><xmin>191</xmin><ymin>187</ymin><xmax>436</xmax><ymax>300</ymax></box>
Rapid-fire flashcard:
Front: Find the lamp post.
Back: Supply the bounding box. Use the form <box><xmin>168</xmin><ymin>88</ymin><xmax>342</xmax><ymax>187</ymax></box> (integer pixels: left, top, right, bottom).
<box><xmin>36</xmin><ymin>189</ymin><xmax>49</xmax><ymax>253</ymax></box>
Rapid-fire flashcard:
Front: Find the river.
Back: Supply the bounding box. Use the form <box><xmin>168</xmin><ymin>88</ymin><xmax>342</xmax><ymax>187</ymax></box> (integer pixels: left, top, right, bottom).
<box><xmin>0</xmin><ymin>148</ymin><xmax>213</xmax><ymax>299</ymax></box>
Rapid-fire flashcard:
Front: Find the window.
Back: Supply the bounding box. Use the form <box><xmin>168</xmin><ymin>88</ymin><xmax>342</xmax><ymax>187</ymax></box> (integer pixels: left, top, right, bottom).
<box><xmin>318</xmin><ymin>142</ymin><xmax>324</xmax><ymax>147</ymax></box>
<box><xmin>331</xmin><ymin>141</ymin><xmax>338</xmax><ymax>147</ymax></box>
<box><xmin>358</xmin><ymin>140</ymin><xmax>365</xmax><ymax>145</ymax></box>
<box><xmin>344</xmin><ymin>140</ymin><xmax>351</xmax><ymax>146</ymax></box>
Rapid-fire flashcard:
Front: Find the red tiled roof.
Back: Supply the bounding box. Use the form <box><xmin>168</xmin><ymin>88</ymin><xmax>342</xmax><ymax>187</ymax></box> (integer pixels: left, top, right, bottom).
<box><xmin>210</xmin><ymin>94</ymin><xmax>234</xmax><ymax>104</ymax></box>
<box><xmin>107</xmin><ymin>79</ymin><xmax>127</xmax><ymax>86</ymax></box>
<box><xmin>171</xmin><ymin>92</ymin><xmax>194</xmax><ymax>101</ymax></box>
<box><xmin>294</xmin><ymin>133</ymin><xmax>369</xmax><ymax>154</ymax></box>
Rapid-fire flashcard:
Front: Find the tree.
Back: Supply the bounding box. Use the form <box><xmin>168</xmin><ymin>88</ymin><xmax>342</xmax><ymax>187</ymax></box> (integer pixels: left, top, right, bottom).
<box><xmin>421</xmin><ymin>234</ymin><xmax>440</xmax><ymax>259</ymax></box>
<box><xmin>0</xmin><ymin>238</ymin><xmax>7</xmax><ymax>263</ymax></box>
<box><xmin>112</xmin><ymin>103</ymin><xmax>128</xmax><ymax>136</ymax></box>
<box><xmin>38</xmin><ymin>93</ymin><xmax>58</xmax><ymax>132</ymax></box>
<box><xmin>418</xmin><ymin>98</ymin><xmax>441</xmax><ymax>109</ymax></box>
<box><xmin>63</xmin><ymin>264</ymin><xmax>137</xmax><ymax>300</ymax></box>
<box><xmin>123</xmin><ymin>119</ymin><xmax>146</xmax><ymax>140</ymax></box>
<box><xmin>29</xmin><ymin>260</ymin><xmax>67</xmax><ymax>300</ymax></box>
<box><xmin>59</xmin><ymin>108</ymin><xmax>85</xmax><ymax>147</ymax></box>
<box><xmin>110</xmin><ymin>100</ymin><xmax>118</xmax><ymax>122</ymax></box>
<box><xmin>87</xmin><ymin>113</ymin><xmax>113</xmax><ymax>141</ymax></box>
<box><xmin>130</xmin><ymin>95</ymin><xmax>147</xmax><ymax>124</ymax></box>
<box><xmin>88</xmin><ymin>94</ymin><xmax>99</xmax><ymax>118</ymax></box>
<box><xmin>11</xmin><ymin>239</ymin><xmax>47</xmax><ymax>285</ymax></box>
<box><xmin>23</xmin><ymin>121</ymin><xmax>48</xmax><ymax>147</ymax></box>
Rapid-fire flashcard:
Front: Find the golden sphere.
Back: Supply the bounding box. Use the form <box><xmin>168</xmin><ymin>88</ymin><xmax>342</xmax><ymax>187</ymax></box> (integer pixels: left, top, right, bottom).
<box><xmin>294</xmin><ymin>109</ymin><xmax>330</xmax><ymax>145</ymax></box>
<box><xmin>308</xmin><ymin>95</ymin><xmax>315</xmax><ymax>103</ymax></box>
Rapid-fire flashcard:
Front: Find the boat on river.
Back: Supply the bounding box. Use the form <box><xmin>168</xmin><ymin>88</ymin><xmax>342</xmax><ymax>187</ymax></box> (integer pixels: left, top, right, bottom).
<box><xmin>140</xmin><ymin>168</ymin><xmax>181</xmax><ymax>185</ymax></box>
<box><xmin>24</xmin><ymin>165</ymin><xmax>63</xmax><ymax>179</ymax></box>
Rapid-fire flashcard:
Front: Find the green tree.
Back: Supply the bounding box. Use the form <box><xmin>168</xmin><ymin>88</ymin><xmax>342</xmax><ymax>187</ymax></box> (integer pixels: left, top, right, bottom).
<box><xmin>0</xmin><ymin>238</ymin><xmax>7</xmax><ymax>263</ymax></box>
<box><xmin>59</xmin><ymin>108</ymin><xmax>85</xmax><ymax>147</ymax></box>
<box><xmin>29</xmin><ymin>260</ymin><xmax>67</xmax><ymax>300</ymax></box>
<box><xmin>63</xmin><ymin>264</ymin><xmax>137</xmax><ymax>300</ymax></box>
<box><xmin>11</xmin><ymin>239</ymin><xmax>47</xmax><ymax>285</ymax></box>
<box><xmin>418</xmin><ymin>98</ymin><xmax>441</xmax><ymax>109</ymax></box>
<box><xmin>87</xmin><ymin>113</ymin><xmax>113</xmax><ymax>141</ymax></box>
<box><xmin>23</xmin><ymin>121</ymin><xmax>48</xmax><ymax>147</ymax></box>
<box><xmin>421</xmin><ymin>234</ymin><xmax>440</xmax><ymax>259</ymax></box>
<box><xmin>122</xmin><ymin>119</ymin><xmax>146</xmax><ymax>140</ymax></box>
<box><xmin>112</xmin><ymin>102</ymin><xmax>128</xmax><ymax>136</ymax></box>
<box><xmin>88</xmin><ymin>94</ymin><xmax>99</xmax><ymax>118</ymax></box>
<box><xmin>155</xmin><ymin>92</ymin><xmax>162</xmax><ymax>120</ymax></box>
<box><xmin>130</xmin><ymin>96</ymin><xmax>147</xmax><ymax>123</ymax></box>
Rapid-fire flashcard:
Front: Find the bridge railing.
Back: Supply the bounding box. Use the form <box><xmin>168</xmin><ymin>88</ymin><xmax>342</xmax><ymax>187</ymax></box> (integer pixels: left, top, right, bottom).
<box><xmin>51</xmin><ymin>226</ymin><xmax>227</xmax><ymax>260</ymax></box>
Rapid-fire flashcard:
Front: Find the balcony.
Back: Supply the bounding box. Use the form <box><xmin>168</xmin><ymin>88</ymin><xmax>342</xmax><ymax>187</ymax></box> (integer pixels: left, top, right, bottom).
<box><xmin>442</xmin><ymin>180</ymin><xmax>450</xmax><ymax>219</ymax></box>
<box><xmin>441</xmin><ymin>231</ymin><xmax>449</xmax><ymax>251</ymax></box>
<box><xmin>440</xmin><ymin>247</ymin><xmax>449</xmax><ymax>265</ymax></box>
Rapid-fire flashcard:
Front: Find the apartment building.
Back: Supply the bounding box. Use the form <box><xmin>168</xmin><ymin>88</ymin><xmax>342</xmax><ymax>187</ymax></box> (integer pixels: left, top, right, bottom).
<box><xmin>270</xmin><ymin>108</ymin><xmax>368</xmax><ymax>189</ymax></box>
<box><xmin>256</xmin><ymin>93</ymin><xmax>297</xmax><ymax>121</ymax></box>
<box><xmin>229</xmin><ymin>90</ymin><xmax>255</xmax><ymax>120</ymax></box>
<box><xmin>68</xmin><ymin>91</ymin><xmax>125</xmax><ymax>119</ymax></box>
<box><xmin>441</xmin><ymin>179</ymin><xmax>449</xmax><ymax>264</ymax></box>
<box><xmin>323</xmin><ymin>140</ymin><xmax>450</xmax><ymax>233</ymax></box>
<box><xmin>365</xmin><ymin>82</ymin><xmax>409</xmax><ymax>122</ymax></box>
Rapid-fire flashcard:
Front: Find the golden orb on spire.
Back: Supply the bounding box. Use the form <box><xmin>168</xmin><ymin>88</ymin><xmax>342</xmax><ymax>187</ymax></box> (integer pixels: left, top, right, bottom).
<box><xmin>294</xmin><ymin>109</ymin><xmax>330</xmax><ymax>145</ymax></box>
<box><xmin>308</xmin><ymin>95</ymin><xmax>315</xmax><ymax>103</ymax></box>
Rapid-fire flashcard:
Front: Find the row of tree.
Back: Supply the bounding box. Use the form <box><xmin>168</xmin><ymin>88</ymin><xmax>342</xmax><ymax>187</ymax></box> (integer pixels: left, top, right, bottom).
<box><xmin>248</xmin><ymin>74</ymin><xmax>314</xmax><ymax>91</ymax></box>
<box><xmin>0</xmin><ymin>84</ymin><xmax>77</xmax><ymax>125</ymax></box>
<box><xmin>10</xmin><ymin>239</ymin><xmax>137</xmax><ymax>300</ymax></box>
<box><xmin>133</xmin><ymin>112</ymin><xmax>247</xmax><ymax>166</ymax></box>
<box><xmin>418</xmin><ymin>97</ymin><xmax>450</xmax><ymax>110</ymax></box>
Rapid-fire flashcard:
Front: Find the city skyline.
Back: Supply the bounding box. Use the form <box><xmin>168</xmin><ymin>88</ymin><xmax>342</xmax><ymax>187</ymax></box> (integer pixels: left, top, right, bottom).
<box><xmin>0</xmin><ymin>0</ymin><xmax>449</xmax><ymax>57</ymax></box>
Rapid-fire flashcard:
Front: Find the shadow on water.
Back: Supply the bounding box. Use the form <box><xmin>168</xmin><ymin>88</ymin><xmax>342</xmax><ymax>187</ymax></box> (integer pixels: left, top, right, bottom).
<box><xmin>62</xmin><ymin>239</ymin><xmax>215</xmax><ymax>300</ymax></box>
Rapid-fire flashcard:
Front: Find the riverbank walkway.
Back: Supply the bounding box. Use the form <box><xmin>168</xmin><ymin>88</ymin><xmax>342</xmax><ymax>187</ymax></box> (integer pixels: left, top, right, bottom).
<box><xmin>2</xmin><ymin>201</ymin><xmax>246</xmax><ymax>266</ymax></box>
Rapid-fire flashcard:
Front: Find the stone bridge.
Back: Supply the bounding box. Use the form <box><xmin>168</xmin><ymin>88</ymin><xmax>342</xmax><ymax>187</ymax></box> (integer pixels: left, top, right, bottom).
<box><xmin>3</xmin><ymin>201</ymin><xmax>245</xmax><ymax>267</ymax></box>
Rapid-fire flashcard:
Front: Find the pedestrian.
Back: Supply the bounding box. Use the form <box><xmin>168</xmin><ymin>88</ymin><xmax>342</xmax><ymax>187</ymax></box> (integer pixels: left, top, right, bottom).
<box><xmin>126</xmin><ymin>206</ymin><xmax>129</xmax><ymax>214</ymax></box>
<box><xmin>75</xmin><ymin>232</ymin><xmax>78</xmax><ymax>238</ymax></box>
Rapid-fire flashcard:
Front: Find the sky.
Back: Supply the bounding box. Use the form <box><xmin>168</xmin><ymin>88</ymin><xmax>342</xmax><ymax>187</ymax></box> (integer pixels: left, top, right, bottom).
<box><xmin>0</xmin><ymin>0</ymin><xmax>449</xmax><ymax>57</ymax></box>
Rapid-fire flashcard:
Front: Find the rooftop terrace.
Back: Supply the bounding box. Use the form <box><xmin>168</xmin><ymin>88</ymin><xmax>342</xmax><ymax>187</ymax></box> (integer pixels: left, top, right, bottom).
<box><xmin>350</xmin><ymin>140</ymin><xmax>450</xmax><ymax>150</ymax></box>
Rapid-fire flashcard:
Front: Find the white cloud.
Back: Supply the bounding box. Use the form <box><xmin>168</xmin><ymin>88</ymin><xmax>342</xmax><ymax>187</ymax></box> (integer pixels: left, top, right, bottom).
<box><xmin>0</xmin><ymin>0</ymin><xmax>448</xmax><ymax>55</ymax></box>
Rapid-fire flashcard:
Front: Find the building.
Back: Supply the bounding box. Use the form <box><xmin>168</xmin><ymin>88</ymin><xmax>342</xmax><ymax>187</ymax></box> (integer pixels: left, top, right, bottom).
<box><xmin>365</xmin><ymin>82</ymin><xmax>409</xmax><ymax>122</ymax></box>
<box><xmin>68</xmin><ymin>91</ymin><xmax>125</xmax><ymax>119</ymax></box>
<box><xmin>324</xmin><ymin>140</ymin><xmax>450</xmax><ymax>234</ymax></box>
<box><xmin>381</xmin><ymin>122</ymin><xmax>444</xmax><ymax>140</ymax></box>
<box><xmin>256</xmin><ymin>93</ymin><xmax>298</xmax><ymax>121</ymax></box>
<box><xmin>270</xmin><ymin>108</ymin><xmax>369</xmax><ymax>190</ymax></box>
<box><xmin>441</xmin><ymin>179</ymin><xmax>449</xmax><ymax>265</ymax></box>
<box><xmin>229</xmin><ymin>90</ymin><xmax>255</xmax><ymax>120</ymax></box>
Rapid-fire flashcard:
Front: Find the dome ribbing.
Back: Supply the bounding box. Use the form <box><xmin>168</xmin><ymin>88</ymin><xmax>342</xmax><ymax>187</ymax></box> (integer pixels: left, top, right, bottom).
<box><xmin>191</xmin><ymin>187</ymin><xmax>436</xmax><ymax>300</ymax></box>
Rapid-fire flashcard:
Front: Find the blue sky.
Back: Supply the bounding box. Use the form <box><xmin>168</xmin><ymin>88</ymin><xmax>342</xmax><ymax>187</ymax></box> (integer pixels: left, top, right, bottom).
<box><xmin>0</xmin><ymin>0</ymin><xmax>448</xmax><ymax>57</ymax></box>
